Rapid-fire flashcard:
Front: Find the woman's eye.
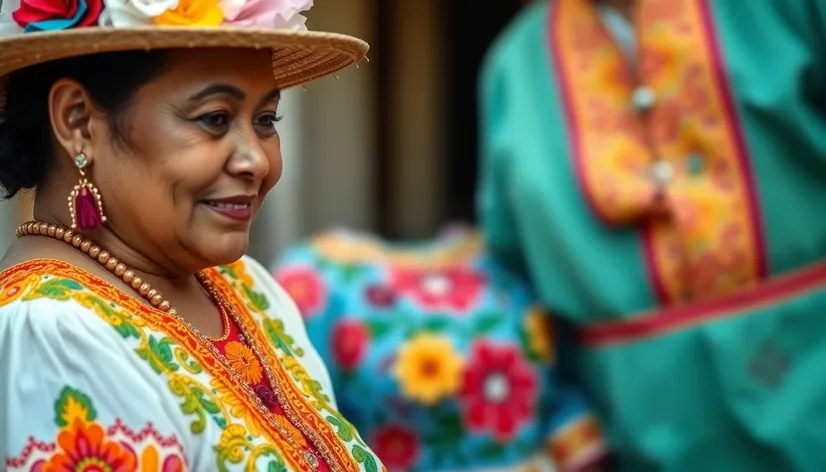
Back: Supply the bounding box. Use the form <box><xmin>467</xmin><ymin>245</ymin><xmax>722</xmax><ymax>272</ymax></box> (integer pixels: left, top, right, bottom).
<box><xmin>197</xmin><ymin>112</ymin><xmax>229</xmax><ymax>129</ymax></box>
<box><xmin>255</xmin><ymin>113</ymin><xmax>283</xmax><ymax>128</ymax></box>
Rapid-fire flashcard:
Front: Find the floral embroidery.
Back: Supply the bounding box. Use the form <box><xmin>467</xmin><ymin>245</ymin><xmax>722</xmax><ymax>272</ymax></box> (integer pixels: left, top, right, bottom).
<box><xmin>369</xmin><ymin>425</ymin><xmax>420</xmax><ymax>470</ymax></box>
<box><xmin>551</xmin><ymin>0</ymin><xmax>765</xmax><ymax>304</ymax></box>
<box><xmin>331</xmin><ymin>319</ymin><xmax>370</xmax><ymax>371</ymax></box>
<box><xmin>6</xmin><ymin>386</ymin><xmax>185</xmax><ymax>471</ymax></box>
<box><xmin>460</xmin><ymin>341</ymin><xmax>538</xmax><ymax>441</ymax></box>
<box><xmin>393</xmin><ymin>333</ymin><xmax>464</xmax><ymax>406</ymax></box>
<box><xmin>390</xmin><ymin>268</ymin><xmax>485</xmax><ymax>313</ymax></box>
<box><xmin>0</xmin><ymin>259</ymin><xmax>380</xmax><ymax>471</ymax></box>
<box><xmin>276</xmin><ymin>266</ymin><xmax>327</xmax><ymax>319</ymax></box>
<box><xmin>275</xmin><ymin>229</ymin><xmax>608</xmax><ymax>470</ymax></box>
<box><xmin>224</xmin><ymin>340</ymin><xmax>265</xmax><ymax>385</ymax></box>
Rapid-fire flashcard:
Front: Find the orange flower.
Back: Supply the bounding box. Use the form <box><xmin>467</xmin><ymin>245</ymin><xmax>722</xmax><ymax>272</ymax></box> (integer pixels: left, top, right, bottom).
<box><xmin>154</xmin><ymin>0</ymin><xmax>223</xmax><ymax>26</ymax></box>
<box><xmin>44</xmin><ymin>419</ymin><xmax>136</xmax><ymax>472</ymax></box>
<box><xmin>225</xmin><ymin>341</ymin><xmax>264</xmax><ymax>385</ymax></box>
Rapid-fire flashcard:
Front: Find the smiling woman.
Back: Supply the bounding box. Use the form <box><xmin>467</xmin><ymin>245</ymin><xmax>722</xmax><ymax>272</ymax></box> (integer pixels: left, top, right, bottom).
<box><xmin>0</xmin><ymin>0</ymin><xmax>382</xmax><ymax>470</ymax></box>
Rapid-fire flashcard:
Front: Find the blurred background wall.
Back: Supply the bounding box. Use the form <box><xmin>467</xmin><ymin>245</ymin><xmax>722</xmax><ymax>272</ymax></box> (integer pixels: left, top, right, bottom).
<box><xmin>0</xmin><ymin>0</ymin><xmax>528</xmax><ymax>266</ymax></box>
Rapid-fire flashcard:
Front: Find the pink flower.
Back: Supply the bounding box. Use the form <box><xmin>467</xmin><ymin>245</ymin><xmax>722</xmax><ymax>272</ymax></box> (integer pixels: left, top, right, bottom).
<box><xmin>331</xmin><ymin>319</ymin><xmax>370</xmax><ymax>371</ymax></box>
<box><xmin>221</xmin><ymin>0</ymin><xmax>311</xmax><ymax>29</ymax></box>
<box><xmin>275</xmin><ymin>266</ymin><xmax>326</xmax><ymax>319</ymax></box>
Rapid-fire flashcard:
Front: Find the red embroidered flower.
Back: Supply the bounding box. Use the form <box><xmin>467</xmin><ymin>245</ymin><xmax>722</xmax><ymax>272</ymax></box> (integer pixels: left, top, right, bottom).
<box><xmin>13</xmin><ymin>0</ymin><xmax>103</xmax><ymax>32</ymax></box>
<box><xmin>365</xmin><ymin>284</ymin><xmax>396</xmax><ymax>308</ymax></box>
<box><xmin>459</xmin><ymin>340</ymin><xmax>538</xmax><ymax>441</ymax></box>
<box><xmin>390</xmin><ymin>267</ymin><xmax>484</xmax><ymax>313</ymax></box>
<box><xmin>276</xmin><ymin>266</ymin><xmax>326</xmax><ymax>319</ymax></box>
<box><xmin>371</xmin><ymin>424</ymin><xmax>420</xmax><ymax>470</ymax></box>
<box><xmin>330</xmin><ymin>318</ymin><xmax>370</xmax><ymax>370</ymax></box>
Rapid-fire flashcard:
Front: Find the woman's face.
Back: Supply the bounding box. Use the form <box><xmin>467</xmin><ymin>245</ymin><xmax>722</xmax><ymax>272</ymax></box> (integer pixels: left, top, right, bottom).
<box><xmin>80</xmin><ymin>48</ymin><xmax>283</xmax><ymax>272</ymax></box>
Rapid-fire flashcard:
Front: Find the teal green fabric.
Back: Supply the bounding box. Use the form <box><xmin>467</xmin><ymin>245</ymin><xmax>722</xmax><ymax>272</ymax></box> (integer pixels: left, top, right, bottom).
<box><xmin>477</xmin><ymin>1</ymin><xmax>826</xmax><ymax>470</ymax></box>
<box><xmin>477</xmin><ymin>1</ymin><xmax>656</xmax><ymax>322</ymax></box>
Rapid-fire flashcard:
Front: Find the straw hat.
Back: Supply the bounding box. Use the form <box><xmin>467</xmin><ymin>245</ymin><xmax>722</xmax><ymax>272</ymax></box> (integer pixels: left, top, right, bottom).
<box><xmin>0</xmin><ymin>0</ymin><xmax>368</xmax><ymax>123</ymax></box>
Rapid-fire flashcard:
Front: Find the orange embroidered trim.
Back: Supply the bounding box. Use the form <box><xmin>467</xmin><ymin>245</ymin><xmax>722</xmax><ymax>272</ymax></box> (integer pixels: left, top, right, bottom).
<box><xmin>0</xmin><ymin>259</ymin><xmax>308</xmax><ymax>472</ymax></box>
<box><xmin>551</xmin><ymin>0</ymin><xmax>765</xmax><ymax>304</ymax></box>
<box><xmin>207</xmin><ymin>268</ymin><xmax>360</xmax><ymax>471</ymax></box>
<box><xmin>578</xmin><ymin>259</ymin><xmax>826</xmax><ymax>346</ymax></box>
<box><xmin>547</xmin><ymin>415</ymin><xmax>608</xmax><ymax>470</ymax></box>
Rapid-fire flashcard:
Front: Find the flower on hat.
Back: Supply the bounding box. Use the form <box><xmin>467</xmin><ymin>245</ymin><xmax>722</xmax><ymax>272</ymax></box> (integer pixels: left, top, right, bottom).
<box><xmin>97</xmin><ymin>0</ymin><xmax>179</xmax><ymax>27</ymax></box>
<box><xmin>154</xmin><ymin>0</ymin><xmax>223</xmax><ymax>26</ymax></box>
<box><xmin>9</xmin><ymin>0</ymin><xmax>103</xmax><ymax>32</ymax></box>
<box><xmin>221</xmin><ymin>0</ymin><xmax>311</xmax><ymax>29</ymax></box>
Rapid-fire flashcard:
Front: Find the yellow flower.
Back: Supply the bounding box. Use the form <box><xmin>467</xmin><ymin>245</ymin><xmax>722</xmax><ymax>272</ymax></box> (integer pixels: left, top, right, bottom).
<box><xmin>154</xmin><ymin>0</ymin><xmax>223</xmax><ymax>26</ymax></box>
<box><xmin>225</xmin><ymin>341</ymin><xmax>264</xmax><ymax>385</ymax></box>
<box><xmin>393</xmin><ymin>333</ymin><xmax>464</xmax><ymax>405</ymax></box>
<box><xmin>523</xmin><ymin>307</ymin><xmax>555</xmax><ymax>365</ymax></box>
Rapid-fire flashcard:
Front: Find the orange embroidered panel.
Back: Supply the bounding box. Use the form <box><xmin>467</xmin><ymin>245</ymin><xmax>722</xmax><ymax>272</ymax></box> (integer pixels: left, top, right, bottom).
<box><xmin>0</xmin><ymin>259</ymin><xmax>363</xmax><ymax>472</ymax></box>
<box><xmin>206</xmin><ymin>267</ymin><xmax>363</xmax><ymax>471</ymax></box>
<box><xmin>551</xmin><ymin>0</ymin><xmax>766</xmax><ymax>305</ymax></box>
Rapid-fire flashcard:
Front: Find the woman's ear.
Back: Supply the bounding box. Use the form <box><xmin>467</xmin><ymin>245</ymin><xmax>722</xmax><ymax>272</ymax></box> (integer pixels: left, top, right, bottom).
<box><xmin>48</xmin><ymin>78</ymin><xmax>100</xmax><ymax>161</ymax></box>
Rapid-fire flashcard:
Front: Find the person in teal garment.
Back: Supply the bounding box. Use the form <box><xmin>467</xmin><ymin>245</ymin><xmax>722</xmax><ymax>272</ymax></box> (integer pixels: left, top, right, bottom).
<box><xmin>478</xmin><ymin>0</ymin><xmax>826</xmax><ymax>470</ymax></box>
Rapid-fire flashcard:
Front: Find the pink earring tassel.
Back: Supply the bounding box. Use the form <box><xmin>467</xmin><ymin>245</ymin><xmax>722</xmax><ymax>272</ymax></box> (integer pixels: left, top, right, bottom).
<box><xmin>74</xmin><ymin>187</ymin><xmax>102</xmax><ymax>230</ymax></box>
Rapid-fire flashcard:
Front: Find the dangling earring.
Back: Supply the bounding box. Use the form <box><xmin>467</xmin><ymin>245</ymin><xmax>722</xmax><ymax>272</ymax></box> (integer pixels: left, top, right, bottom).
<box><xmin>68</xmin><ymin>152</ymin><xmax>107</xmax><ymax>230</ymax></box>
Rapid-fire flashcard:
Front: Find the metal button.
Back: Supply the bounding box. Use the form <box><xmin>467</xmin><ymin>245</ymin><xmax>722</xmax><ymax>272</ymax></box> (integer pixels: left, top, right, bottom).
<box><xmin>632</xmin><ymin>85</ymin><xmax>656</xmax><ymax>111</ymax></box>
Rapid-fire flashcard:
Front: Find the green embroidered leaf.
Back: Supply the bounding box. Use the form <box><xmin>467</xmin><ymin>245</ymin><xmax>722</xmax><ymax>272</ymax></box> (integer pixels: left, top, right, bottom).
<box><xmin>137</xmin><ymin>336</ymin><xmax>179</xmax><ymax>374</ymax></box>
<box><xmin>340</xmin><ymin>264</ymin><xmax>365</xmax><ymax>283</ymax></box>
<box><xmin>112</xmin><ymin>322</ymin><xmax>140</xmax><ymax>339</ymax></box>
<box><xmin>219</xmin><ymin>266</ymin><xmax>239</xmax><ymax>280</ymax></box>
<box><xmin>305</xmin><ymin>379</ymin><xmax>330</xmax><ymax>404</ymax></box>
<box><xmin>263</xmin><ymin>319</ymin><xmax>300</xmax><ymax>357</ymax></box>
<box><xmin>267</xmin><ymin>461</ymin><xmax>288</xmax><ymax>472</ymax></box>
<box><xmin>197</xmin><ymin>391</ymin><xmax>220</xmax><ymax>415</ymax></box>
<box><xmin>351</xmin><ymin>445</ymin><xmax>379</xmax><ymax>472</ymax></box>
<box><xmin>243</xmin><ymin>285</ymin><xmax>270</xmax><ymax>311</ymax></box>
<box><xmin>422</xmin><ymin>316</ymin><xmax>452</xmax><ymax>333</ymax></box>
<box><xmin>54</xmin><ymin>386</ymin><xmax>97</xmax><ymax>427</ymax></box>
<box><xmin>476</xmin><ymin>441</ymin><xmax>507</xmax><ymax>459</ymax></box>
<box><xmin>471</xmin><ymin>312</ymin><xmax>503</xmax><ymax>335</ymax></box>
<box><xmin>33</xmin><ymin>278</ymin><xmax>81</xmax><ymax>299</ymax></box>
<box><xmin>326</xmin><ymin>415</ymin><xmax>355</xmax><ymax>442</ymax></box>
<box><xmin>213</xmin><ymin>416</ymin><xmax>227</xmax><ymax>430</ymax></box>
<box><xmin>367</xmin><ymin>319</ymin><xmax>393</xmax><ymax>339</ymax></box>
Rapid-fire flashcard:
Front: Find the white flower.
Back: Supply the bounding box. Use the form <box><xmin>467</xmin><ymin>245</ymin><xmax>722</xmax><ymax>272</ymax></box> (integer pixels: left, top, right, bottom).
<box><xmin>98</xmin><ymin>0</ymin><xmax>178</xmax><ymax>27</ymax></box>
<box><xmin>220</xmin><ymin>0</ymin><xmax>312</xmax><ymax>30</ymax></box>
<box><xmin>0</xmin><ymin>0</ymin><xmax>24</xmax><ymax>37</ymax></box>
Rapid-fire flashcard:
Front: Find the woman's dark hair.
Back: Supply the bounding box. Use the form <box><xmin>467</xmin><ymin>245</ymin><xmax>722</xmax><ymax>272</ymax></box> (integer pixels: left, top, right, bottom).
<box><xmin>0</xmin><ymin>50</ymin><xmax>169</xmax><ymax>199</ymax></box>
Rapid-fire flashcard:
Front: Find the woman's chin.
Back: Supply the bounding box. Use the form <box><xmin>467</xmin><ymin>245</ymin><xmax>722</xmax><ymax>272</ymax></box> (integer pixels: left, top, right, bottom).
<box><xmin>199</xmin><ymin>235</ymin><xmax>250</xmax><ymax>267</ymax></box>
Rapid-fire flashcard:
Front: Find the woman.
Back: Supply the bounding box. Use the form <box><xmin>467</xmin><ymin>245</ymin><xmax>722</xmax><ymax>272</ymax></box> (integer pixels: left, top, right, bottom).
<box><xmin>0</xmin><ymin>0</ymin><xmax>383</xmax><ymax>470</ymax></box>
<box><xmin>479</xmin><ymin>0</ymin><xmax>826</xmax><ymax>471</ymax></box>
<box><xmin>274</xmin><ymin>227</ymin><xmax>608</xmax><ymax>472</ymax></box>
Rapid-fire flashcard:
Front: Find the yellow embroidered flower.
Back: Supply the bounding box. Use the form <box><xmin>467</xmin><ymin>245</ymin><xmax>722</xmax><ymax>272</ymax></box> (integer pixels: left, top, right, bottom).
<box><xmin>224</xmin><ymin>259</ymin><xmax>254</xmax><ymax>287</ymax></box>
<box><xmin>225</xmin><ymin>341</ymin><xmax>264</xmax><ymax>385</ymax></box>
<box><xmin>154</xmin><ymin>0</ymin><xmax>223</xmax><ymax>26</ymax></box>
<box><xmin>393</xmin><ymin>333</ymin><xmax>464</xmax><ymax>405</ymax></box>
<box><xmin>210</xmin><ymin>379</ymin><xmax>264</xmax><ymax>437</ymax></box>
<box><xmin>523</xmin><ymin>307</ymin><xmax>555</xmax><ymax>365</ymax></box>
<box><xmin>311</xmin><ymin>232</ymin><xmax>382</xmax><ymax>264</ymax></box>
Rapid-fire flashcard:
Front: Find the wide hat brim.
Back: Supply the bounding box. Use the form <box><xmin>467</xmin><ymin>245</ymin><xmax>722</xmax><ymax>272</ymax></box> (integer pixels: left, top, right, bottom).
<box><xmin>0</xmin><ymin>26</ymin><xmax>368</xmax><ymax>123</ymax></box>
